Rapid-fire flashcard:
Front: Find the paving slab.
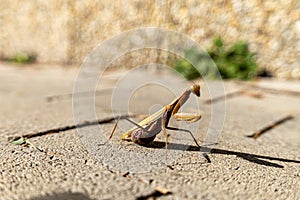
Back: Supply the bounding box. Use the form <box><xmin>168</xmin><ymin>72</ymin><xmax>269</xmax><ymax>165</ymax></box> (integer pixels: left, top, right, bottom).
<box><xmin>0</xmin><ymin>62</ymin><xmax>299</xmax><ymax>200</ymax></box>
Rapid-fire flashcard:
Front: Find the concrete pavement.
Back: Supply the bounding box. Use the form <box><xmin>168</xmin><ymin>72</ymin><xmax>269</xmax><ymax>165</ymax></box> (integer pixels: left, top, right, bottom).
<box><xmin>0</xmin><ymin>62</ymin><xmax>299</xmax><ymax>200</ymax></box>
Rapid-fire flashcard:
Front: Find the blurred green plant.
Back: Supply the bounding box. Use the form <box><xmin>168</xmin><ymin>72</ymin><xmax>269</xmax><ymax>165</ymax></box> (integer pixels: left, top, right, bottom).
<box><xmin>173</xmin><ymin>37</ymin><xmax>258</xmax><ymax>80</ymax></box>
<box><xmin>173</xmin><ymin>48</ymin><xmax>215</xmax><ymax>80</ymax></box>
<box><xmin>7</xmin><ymin>52</ymin><xmax>37</xmax><ymax>64</ymax></box>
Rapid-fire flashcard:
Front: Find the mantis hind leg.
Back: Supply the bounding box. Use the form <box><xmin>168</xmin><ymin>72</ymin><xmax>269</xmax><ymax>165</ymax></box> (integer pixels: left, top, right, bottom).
<box><xmin>165</xmin><ymin>126</ymin><xmax>201</xmax><ymax>148</ymax></box>
<box><xmin>99</xmin><ymin>116</ymin><xmax>121</xmax><ymax>145</ymax></box>
<box><xmin>161</xmin><ymin>118</ymin><xmax>169</xmax><ymax>163</ymax></box>
<box><xmin>165</xmin><ymin>125</ymin><xmax>211</xmax><ymax>163</ymax></box>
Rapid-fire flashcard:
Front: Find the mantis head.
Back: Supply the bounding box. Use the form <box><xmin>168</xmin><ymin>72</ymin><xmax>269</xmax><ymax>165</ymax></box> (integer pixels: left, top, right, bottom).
<box><xmin>191</xmin><ymin>84</ymin><xmax>200</xmax><ymax>97</ymax></box>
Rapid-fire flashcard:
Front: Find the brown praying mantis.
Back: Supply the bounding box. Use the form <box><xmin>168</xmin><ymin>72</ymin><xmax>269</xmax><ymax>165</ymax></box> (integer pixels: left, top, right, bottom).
<box><xmin>103</xmin><ymin>83</ymin><xmax>208</xmax><ymax>161</ymax></box>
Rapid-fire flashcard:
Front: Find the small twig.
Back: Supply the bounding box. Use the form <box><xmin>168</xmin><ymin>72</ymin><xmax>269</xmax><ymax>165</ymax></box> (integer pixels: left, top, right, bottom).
<box><xmin>204</xmin><ymin>90</ymin><xmax>242</xmax><ymax>104</ymax></box>
<box><xmin>247</xmin><ymin>115</ymin><xmax>294</xmax><ymax>139</ymax></box>
<box><xmin>238</xmin><ymin>82</ymin><xmax>300</xmax><ymax>97</ymax></box>
<box><xmin>9</xmin><ymin>113</ymin><xmax>136</xmax><ymax>142</ymax></box>
<box><xmin>205</xmin><ymin>89</ymin><xmax>264</xmax><ymax>104</ymax></box>
<box><xmin>46</xmin><ymin>89</ymin><xmax>113</xmax><ymax>102</ymax></box>
<box><xmin>242</xmin><ymin>90</ymin><xmax>264</xmax><ymax>98</ymax></box>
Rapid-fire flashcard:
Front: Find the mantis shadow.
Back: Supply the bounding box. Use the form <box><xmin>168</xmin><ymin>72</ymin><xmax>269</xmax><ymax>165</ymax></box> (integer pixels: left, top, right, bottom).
<box><xmin>147</xmin><ymin>141</ymin><xmax>300</xmax><ymax>168</ymax></box>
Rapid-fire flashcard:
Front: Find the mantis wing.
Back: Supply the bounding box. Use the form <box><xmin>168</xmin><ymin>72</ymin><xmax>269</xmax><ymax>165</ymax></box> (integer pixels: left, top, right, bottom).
<box><xmin>121</xmin><ymin>107</ymin><xmax>166</xmax><ymax>140</ymax></box>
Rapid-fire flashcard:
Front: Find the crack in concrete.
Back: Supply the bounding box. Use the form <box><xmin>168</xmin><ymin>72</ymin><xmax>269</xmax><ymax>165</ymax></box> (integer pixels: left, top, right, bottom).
<box><xmin>9</xmin><ymin>114</ymin><xmax>135</xmax><ymax>142</ymax></box>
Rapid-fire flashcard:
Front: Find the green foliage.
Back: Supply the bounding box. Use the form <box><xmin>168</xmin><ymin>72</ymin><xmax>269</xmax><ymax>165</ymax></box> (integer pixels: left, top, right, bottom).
<box><xmin>173</xmin><ymin>37</ymin><xmax>258</xmax><ymax>80</ymax></box>
<box><xmin>210</xmin><ymin>37</ymin><xmax>258</xmax><ymax>80</ymax></box>
<box><xmin>8</xmin><ymin>52</ymin><xmax>37</xmax><ymax>64</ymax></box>
<box><xmin>173</xmin><ymin>48</ymin><xmax>217</xmax><ymax>80</ymax></box>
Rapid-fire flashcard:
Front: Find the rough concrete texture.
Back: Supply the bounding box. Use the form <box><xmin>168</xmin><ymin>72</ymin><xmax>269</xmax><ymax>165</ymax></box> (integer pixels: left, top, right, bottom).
<box><xmin>0</xmin><ymin>62</ymin><xmax>300</xmax><ymax>200</ymax></box>
<box><xmin>1</xmin><ymin>1</ymin><xmax>300</xmax><ymax>78</ymax></box>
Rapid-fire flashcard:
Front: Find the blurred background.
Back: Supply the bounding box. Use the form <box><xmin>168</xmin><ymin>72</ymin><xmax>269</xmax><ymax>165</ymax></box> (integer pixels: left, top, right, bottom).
<box><xmin>0</xmin><ymin>0</ymin><xmax>299</xmax><ymax>79</ymax></box>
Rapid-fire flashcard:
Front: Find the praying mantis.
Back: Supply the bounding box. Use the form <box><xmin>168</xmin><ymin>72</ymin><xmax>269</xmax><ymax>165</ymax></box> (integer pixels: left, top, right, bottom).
<box><xmin>104</xmin><ymin>83</ymin><xmax>204</xmax><ymax>155</ymax></box>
